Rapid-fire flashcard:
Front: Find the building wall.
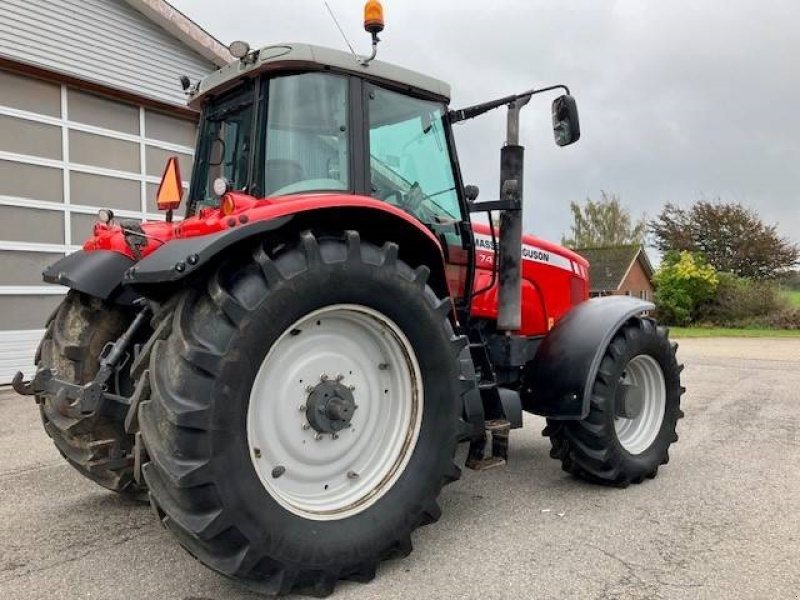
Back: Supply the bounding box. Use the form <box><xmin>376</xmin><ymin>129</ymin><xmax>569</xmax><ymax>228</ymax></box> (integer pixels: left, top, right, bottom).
<box><xmin>0</xmin><ymin>0</ymin><xmax>214</xmax><ymax>106</ymax></box>
<box><xmin>619</xmin><ymin>258</ymin><xmax>655</xmax><ymax>301</ymax></box>
<box><xmin>0</xmin><ymin>66</ymin><xmax>199</xmax><ymax>382</ymax></box>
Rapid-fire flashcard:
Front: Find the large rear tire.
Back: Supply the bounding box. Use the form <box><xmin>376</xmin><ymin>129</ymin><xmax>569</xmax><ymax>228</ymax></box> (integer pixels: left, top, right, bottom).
<box><xmin>138</xmin><ymin>231</ymin><xmax>467</xmax><ymax>596</ymax></box>
<box><xmin>36</xmin><ymin>291</ymin><xmax>146</xmax><ymax>496</ymax></box>
<box><xmin>543</xmin><ymin>318</ymin><xmax>684</xmax><ymax>487</ymax></box>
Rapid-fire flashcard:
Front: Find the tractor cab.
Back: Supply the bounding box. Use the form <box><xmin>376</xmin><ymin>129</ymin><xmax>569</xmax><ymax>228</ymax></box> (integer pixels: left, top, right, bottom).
<box><xmin>185</xmin><ymin>44</ymin><xmax>463</xmax><ymax>242</ymax></box>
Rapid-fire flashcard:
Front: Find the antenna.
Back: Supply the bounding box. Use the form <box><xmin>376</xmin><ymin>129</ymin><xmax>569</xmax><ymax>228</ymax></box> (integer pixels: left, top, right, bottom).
<box><xmin>323</xmin><ymin>1</ymin><xmax>357</xmax><ymax>59</ymax></box>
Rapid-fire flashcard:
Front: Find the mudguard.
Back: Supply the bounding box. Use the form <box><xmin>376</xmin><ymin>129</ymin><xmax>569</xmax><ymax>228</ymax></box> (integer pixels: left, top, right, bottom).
<box><xmin>520</xmin><ymin>296</ymin><xmax>654</xmax><ymax>420</ymax></box>
<box><xmin>43</xmin><ymin>250</ymin><xmax>137</xmax><ymax>304</ymax></box>
<box><xmin>124</xmin><ymin>216</ymin><xmax>292</xmax><ymax>285</ymax></box>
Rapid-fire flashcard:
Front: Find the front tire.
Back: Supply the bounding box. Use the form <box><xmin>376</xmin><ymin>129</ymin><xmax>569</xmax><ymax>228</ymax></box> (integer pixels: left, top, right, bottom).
<box><xmin>543</xmin><ymin>318</ymin><xmax>684</xmax><ymax>487</ymax></box>
<box><xmin>138</xmin><ymin>231</ymin><xmax>466</xmax><ymax>595</ymax></box>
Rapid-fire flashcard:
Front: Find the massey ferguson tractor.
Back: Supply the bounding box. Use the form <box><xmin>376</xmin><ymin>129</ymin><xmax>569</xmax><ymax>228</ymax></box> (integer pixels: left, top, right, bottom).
<box><xmin>14</xmin><ymin>2</ymin><xmax>683</xmax><ymax>596</ymax></box>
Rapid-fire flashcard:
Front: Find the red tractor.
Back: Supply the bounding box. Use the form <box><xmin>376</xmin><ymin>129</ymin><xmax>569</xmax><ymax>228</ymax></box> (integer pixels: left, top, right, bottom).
<box><xmin>15</xmin><ymin>4</ymin><xmax>683</xmax><ymax>596</ymax></box>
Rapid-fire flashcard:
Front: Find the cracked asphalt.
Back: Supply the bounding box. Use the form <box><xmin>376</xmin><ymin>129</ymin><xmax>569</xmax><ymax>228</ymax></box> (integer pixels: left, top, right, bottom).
<box><xmin>1</xmin><ymin>337</ymin><xmax>799</xmax><ymax>599</ymax></box>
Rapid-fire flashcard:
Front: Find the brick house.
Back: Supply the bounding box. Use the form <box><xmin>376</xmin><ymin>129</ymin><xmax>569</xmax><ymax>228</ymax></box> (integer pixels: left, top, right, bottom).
<box><xmin>576</xmin><ymin>245</ymin><xmax>655</xmax><ymax>301</ymax></box>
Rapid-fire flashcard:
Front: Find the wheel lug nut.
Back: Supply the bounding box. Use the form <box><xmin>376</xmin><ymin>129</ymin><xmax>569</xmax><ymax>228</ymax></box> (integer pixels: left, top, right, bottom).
<box><xmin>272</xmin><ymin>465</ymin><xmax>285</xmax><ymax>478</ymax></box>
<box><xmin>302</xmin><ymin>424</ymin><xmax>310</xmax><ymax>430</ymax></box>
<box><xmin>347</xmin><ymin>470</ymin><xmax>360</xmax><ymax>480</ymax></box>
<box><xmin>320</xmin><ymin>373</ymin><xmax>329</xmax><ymax>382</ymax></box>
<box><xmin>253</xmin><ymin>447</ymin><xmax>262</xmax><ymax>459</ymax></box>
<box><xmin>314</xmin><ymin>432</ymin><xmax>323</xmax><ymax>441</ymax></box>
<box><xmin>335</xmin><ymin>373</ymin><xmax>344</xmax><ymax>382</ymax></box>
<box><xmin>378</xmin><ymin>363</ymin><xmax>389</xmax><ymax>370</ymax></box>
<box><xmin>332</xmin><ymin>433</ymin><xmax>339</xmax><ymax>440</ymax></box>
<box><xmin>348</xmin><ymin>385</ymin><xmax>355</xmax><ymax>391</ymax></box>
<box><xmin>299</xmin><ymin>405</ymin><xmax>306</xmax><ymax>412</ymax></box>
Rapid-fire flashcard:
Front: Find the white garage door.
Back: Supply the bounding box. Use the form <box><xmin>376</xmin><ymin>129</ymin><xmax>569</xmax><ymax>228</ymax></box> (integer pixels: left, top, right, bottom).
<box><xmin>0</xmin><ymin>68</ymin><xmax>195</xmax><ymax>383</ymax></box>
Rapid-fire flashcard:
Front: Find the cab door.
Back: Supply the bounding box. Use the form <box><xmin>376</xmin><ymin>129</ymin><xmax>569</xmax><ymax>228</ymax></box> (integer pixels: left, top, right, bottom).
<box><xmin>364</xmin><ymin>83</ymin><xmax>471</xmax><ymax>300</ymax></box>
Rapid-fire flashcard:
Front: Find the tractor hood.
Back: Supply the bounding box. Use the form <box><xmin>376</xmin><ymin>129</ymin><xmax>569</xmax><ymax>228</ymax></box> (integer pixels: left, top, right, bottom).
<box><xmin>471</xmin><ymin>222</ymin><xmax>589</xmax><ymax>277</ymax></box>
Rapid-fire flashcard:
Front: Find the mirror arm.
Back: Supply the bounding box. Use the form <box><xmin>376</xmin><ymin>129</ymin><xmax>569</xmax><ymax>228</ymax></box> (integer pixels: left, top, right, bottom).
<box><xmin>449</xmin><ymin>84</ymin><xmax>571</xmax><ymax>124</ymax></box>
<box><xmin>468</xmin><ymin>199</ymin><xmax>520</xmax><ymax>213</ymax></box>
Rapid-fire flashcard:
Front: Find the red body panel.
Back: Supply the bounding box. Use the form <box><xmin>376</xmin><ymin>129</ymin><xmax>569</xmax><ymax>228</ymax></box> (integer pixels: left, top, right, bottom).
<box><xmin>469</xmin><ymin>222</ymin><xmax>589</xmax><ymax>336</ymax></box>
<box><xmin>85</xmin><ymin>192</ymin><xmax>442</xmax><ymax>260</ymax></box>
<box><xmin>83</xmin><ymin>193</ymin><xmax>588</xmax><ymax>336</ymax></box>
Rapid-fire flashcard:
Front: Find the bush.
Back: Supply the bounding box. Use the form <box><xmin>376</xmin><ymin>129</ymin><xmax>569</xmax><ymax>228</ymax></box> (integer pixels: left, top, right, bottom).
<box><xmin>699</xmin><ymin>272</ymin><xmax>785</xmax><ymax>324</ymax></box>
<box><xmin>759</xmin><ymin>308</ymin><xmax>800</xmax><ymax>330</ymax></box>
<box><xmin>653</xmin><ymin>251</ymin><xmax>719</xmax><ymax>325</ymax></box>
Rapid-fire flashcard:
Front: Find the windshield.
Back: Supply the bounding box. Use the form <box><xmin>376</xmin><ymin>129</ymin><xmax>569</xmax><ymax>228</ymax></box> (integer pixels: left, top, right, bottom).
<box><xmin>368</xmin><ymin>85</ymin><xmax>460</xmax><ymax>223</ymax></box>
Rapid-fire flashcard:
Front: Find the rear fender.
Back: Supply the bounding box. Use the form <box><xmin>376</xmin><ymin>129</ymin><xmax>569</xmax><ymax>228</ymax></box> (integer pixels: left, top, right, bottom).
<box><xmin>125</xmin><ymin>206</ymin><xmax>450</xmax><ymax>301</ymax></box>
<box><xmin>43</xmin><ymin>250</ymin><xmax>137</xmax><ymax>305</ymax></box>
<box><xmin>520</xmin><ymin>296</ymin><xmax>654</xmax><ymax>420</ymax></box>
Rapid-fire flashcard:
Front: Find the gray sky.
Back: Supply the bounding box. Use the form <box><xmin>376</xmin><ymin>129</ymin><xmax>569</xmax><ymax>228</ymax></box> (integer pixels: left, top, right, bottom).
<box><xmin>170</xmin><ymin>0</ymin><xmax>799</xmax><ymax>246</ymax></box>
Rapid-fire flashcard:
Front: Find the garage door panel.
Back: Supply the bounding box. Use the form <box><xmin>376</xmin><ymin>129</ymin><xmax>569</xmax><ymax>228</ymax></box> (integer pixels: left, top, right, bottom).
<box><xmin>69</xmin><ymin>130</ymin><xmax>139</xmax><ymax>173</ymax></box>
<box><xmin>0</xmin><ymin>115</ymin><xmax>62</xmax><ymax>160</ymax></box>
<box><xmin>0</xmin><ymin>295</ymin><xmax>62</xmax><ymax>329</ymax></box>
<box><xmin>0</xmin><ymin>251</ymin><xmax>63</xmax><ymax>285</ymax></box>
<box><xmin>0</xmin><ymin>205</ymin><xmax>64</xmax><ymax>244</ymax></box>
<box><xmin>0</xmin><ymin>68</ymin><xmax>61</xmax><ymax>117</ymax></box>
<box><xmin>67</xmin><ymin>88</ymin><xmax>140</xmax><ymax>135</ymax></box>
<box><xmin>0</xmin><ymin>160</ymin><xmax>63</xmax><ymax>203</ymax></box>
<box><xmin>70</xmin><ymin>212</ymin><xmax>99</xmax><ymax>243</ymax></box>
<box><xmin>71</xmin><ymin>172</ymin><xmax>140</xmax><ymax>212</ymax></box>
<box><xmin>145</xmin><ymin>109</ymin><xmax>196</xmax><ymax>147</ymax></box>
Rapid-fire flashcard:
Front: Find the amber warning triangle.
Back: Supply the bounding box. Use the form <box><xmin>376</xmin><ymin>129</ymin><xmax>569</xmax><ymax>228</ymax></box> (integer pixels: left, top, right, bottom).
<box><xmin>156</xmin><ymin>156</ymin><xmax>183</xmax><ymax>211</ymax></box>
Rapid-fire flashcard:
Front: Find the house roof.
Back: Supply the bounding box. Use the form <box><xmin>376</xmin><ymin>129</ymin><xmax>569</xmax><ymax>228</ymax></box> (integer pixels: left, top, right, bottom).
<box><xmin>575</xmin><ymin>245</ymin><xmax>653</xmax><ymax>292</ymax></box>
<box><xmin>123</xmin><ymin>0</ymin><xmax>230</xmax><ymax>67</ymax></box>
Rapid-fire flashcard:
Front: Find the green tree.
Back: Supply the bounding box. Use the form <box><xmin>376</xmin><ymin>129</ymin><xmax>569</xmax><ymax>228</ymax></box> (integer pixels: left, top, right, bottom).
<box><xmin>562</xmin><ymin>191</ymin><xmax>646</xmax><ymax>249</ymax></box>
<box><xmin>653</xmin><ymin>251</ymin><xmax>719</xmax><ymax>325</ymax></box>
<box><xmin>650</xmin><ymin>200</ymin><xmax>799</xmax><ymax>279</ymax></box>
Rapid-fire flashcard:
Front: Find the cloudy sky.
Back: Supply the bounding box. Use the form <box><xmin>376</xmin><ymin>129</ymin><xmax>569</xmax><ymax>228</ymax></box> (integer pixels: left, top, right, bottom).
<box><xmin>170</xmin><ymin>0</ymin><xmax>799</xmax><ymax>246</ymax></box>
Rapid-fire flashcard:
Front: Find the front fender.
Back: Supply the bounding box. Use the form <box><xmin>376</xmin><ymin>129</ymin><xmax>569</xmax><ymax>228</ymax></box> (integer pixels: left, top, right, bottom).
<box><xmin>43</xmin><ymin>250</ymin><xmax>137</xmax><ymax>304</ymax></box>
<box><xmin>521</xmin><ymin>296</ymin><xmax>654</xmax><ymax>419</ymax></box>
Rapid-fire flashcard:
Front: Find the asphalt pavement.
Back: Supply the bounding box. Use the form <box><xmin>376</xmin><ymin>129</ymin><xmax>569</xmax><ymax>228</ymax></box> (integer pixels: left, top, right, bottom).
<box><xmin>1</xmin><ymin>337</ymin><xmax>799</xmax><ymax>599</ymax></box>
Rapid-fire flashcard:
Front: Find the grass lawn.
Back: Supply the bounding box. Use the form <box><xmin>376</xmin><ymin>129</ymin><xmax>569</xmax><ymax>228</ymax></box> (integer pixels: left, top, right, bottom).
<box><xmin>670</xmin><ymin>327</ymin><xmax>800</xmax><ymax>338</ymax></box>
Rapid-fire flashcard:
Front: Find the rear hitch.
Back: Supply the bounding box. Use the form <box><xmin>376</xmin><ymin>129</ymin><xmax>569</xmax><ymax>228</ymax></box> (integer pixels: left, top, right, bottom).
<box><xmin>12</xmin><ymin>302</ymin><xmax>152</xmax><ymax>419</ymax></box>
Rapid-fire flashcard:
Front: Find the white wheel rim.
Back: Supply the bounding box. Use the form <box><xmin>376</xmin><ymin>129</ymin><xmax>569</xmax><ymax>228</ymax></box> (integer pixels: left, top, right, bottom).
<box><xmin>614</xmin><ymin>354</ymin><xmax>666</xmax><ymax>455</ymax></box>
<box><xmin>246</xmin><ymin>304</ymin><xmax>423</xmax><ymax>521</ymax></box>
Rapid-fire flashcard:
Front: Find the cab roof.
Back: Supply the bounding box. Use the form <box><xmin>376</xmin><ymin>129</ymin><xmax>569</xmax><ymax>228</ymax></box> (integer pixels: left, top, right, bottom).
<box><xmin>189</xmin><ymin>43</ymin><xmax>452</xmax><ymax>109</ymax></box>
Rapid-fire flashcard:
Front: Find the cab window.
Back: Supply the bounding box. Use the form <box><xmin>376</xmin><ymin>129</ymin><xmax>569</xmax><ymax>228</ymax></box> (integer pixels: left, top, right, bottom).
<box><xmin>367</xmin><ymin>85</ymin><xmax>460</xmax><ymax>224</ymax></box>
<box><xmin>191</xmin><ymin>82</ymin><xmax>254</xmax><ymax>209</ymax></box>
<box><xmin>263</xmin><ymin>73</ymin><xmax>350</xmax><ymax>196</ymax></box>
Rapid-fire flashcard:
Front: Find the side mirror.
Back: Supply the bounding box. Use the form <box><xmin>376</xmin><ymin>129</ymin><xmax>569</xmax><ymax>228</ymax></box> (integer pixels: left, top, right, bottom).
<box><xmin>552</xmin><ymin>94</ymin><xmax>580</xmax><ymax>147</ymax></box>
<box><xmin>156</xmin><ymin>156</ymin><xmax>183</xmax><ymax>215</ymax></box>
<box><xmin>464</xmin><ymin>184</ymin><xmax>480</xmax><ymax>204</ymax></box>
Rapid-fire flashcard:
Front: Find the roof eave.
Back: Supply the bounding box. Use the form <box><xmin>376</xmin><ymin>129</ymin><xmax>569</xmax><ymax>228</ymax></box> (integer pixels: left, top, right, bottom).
<box><xmin>123</xmin><ymin>0</ymin><xmax>230</xmax><ymax>67</ymax></box>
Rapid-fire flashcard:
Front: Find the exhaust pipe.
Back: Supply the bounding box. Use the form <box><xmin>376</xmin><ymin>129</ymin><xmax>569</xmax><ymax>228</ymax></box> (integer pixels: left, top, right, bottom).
<box><xmin>497</xmin><ymin>97</ymin><xmax>530</xmax><ymax>331</ymax></box>
<box><xmin>452</xmin><ymin>86</ymin><xmax>575</xmax><ymax>330</ymax></box>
